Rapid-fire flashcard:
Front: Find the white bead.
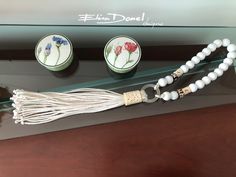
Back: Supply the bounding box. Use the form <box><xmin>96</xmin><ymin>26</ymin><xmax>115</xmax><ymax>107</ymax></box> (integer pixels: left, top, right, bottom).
<box><xmin>213</xmin><ymin>39</ymin><xmax>222</xmax><ymax>47</ymax></box>
<box><xmin>180</xmin><ymin>65</ymin><xmax>189</xmax><ymax>73</ymax></box>
<box><xmin>227</xmin><ymin>52</ymin><xmax>236</xmax><ymax>59</ymax></box>
<box><xmin>197</xmin><ymin>52</ymin><xmax>205</xmax><ymax>60</ymax></box>
<box><xmin>227</xmin><ymin>44</ymin><xmax>236</xmax><ymax>52</ymax></box>
<box><xmin>223</xmin><ymin>58</ymin><xmax>233</xmax><ymax>66</ymax></box>
<box><xmin>161</xmin><ymin>91</ymin><xmax>171</xmax><ymax>101</ymax></box>
<box><xmin>219</xmin><ymin>63</ymin><xmax>229</xmax><ymax>71</ymax></box>
<box><xmin>158</xmin><ymin>78</ymin><xmax>167</xmax><ymax>87</ymax></box>
<box><xmin>186</xmin><ymin>61</ymin><xmax>195</xmax><ymax>69</ymax></box>
<box><xmin>189</xmin><ymin>83</ymin><xmax>198</xmax><ymax>92</ymax></box>
<box><xmin>165</xmin><ymin>75</ymin><xmax>174</xmax><ymax>84</ymax></box>
<box><xmin>202</xmin><ymin>76</ymin><xmax>211</xmax><ymax>85</ymax></box>
<box><xmin>222</xmin><ymin>38</ymin><xmax>230</xmax><ymax>47</ymax></box>
<box><xmin>208</xmin><ymin>72</ymin><xmax>217</xmax><ymax>81</ymax></box>
<box><xmin>191</xmin><ymin>56</ymin><xmax>200</xmax><ymax>64</ymax></box>
<box><xmin>214</xmin><ymin>68</ymin><xmax>223</xmax><ymax>77</ymax></box>
<box><xmin>202</xmin><ymin>48</ymin><xmax>211</xmax><ymax>56</ymax></box>
<box><xmin>170</xmin><ymin>91</ymin><xmax>178</xmax><ymax>100</ymax></box>
<box><xmin>207</xmin><ymin>43</ymin><xmax>217</xmax><ymax>52</ymax></box>
<box><xmin>195</xmin><ymin>80</ymin><xmax>205</xmax><ymax>89</ymax></box>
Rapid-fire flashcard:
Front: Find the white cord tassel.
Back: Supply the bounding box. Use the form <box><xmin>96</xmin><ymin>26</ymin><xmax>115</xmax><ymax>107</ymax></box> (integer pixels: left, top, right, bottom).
<box><xmin>10</xmin><ymin>88</ymin><xmax>127</xmax><ymax>125</ymax></box>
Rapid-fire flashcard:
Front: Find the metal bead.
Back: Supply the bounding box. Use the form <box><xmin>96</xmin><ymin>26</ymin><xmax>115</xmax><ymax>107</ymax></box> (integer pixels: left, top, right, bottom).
<box><xmin>171</xmin><ymin>73</ymin><xmax>178</xmax><ymax>81</ymax></box>
<box><xmin>177</xmin><ymin>89</ymin><xmax>185</xmax><ymax>98</ymax></box>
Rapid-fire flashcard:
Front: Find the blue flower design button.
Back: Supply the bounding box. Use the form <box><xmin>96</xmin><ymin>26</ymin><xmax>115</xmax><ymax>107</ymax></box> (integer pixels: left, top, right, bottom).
<box><xmin>35</xmin><ymin>34</ymin><xmax>73</xmax><ymax>71</ymax></box>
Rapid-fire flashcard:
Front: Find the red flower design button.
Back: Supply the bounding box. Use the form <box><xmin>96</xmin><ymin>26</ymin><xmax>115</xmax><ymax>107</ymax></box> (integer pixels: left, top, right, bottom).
<box><xmin>104</xmin><ymin>36</ymin><xmax>141</xmax><ymax>74</ymax></box>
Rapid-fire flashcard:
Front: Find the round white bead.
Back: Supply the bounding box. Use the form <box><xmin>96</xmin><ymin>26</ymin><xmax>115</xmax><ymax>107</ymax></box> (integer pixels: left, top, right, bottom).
<box><xmin>202</xmin><ymin>76</ymin><xmax>211</xmax><ymax>85</ymax></box>
<box><xmin>208</xmin><ymin>72</ymin><xmax>217</xmax><ymax>81</ymax></box>
<box><xmin>165</xmin><ymin>75</ymin><xmax>174</xmax><ymax>84</ymax></box>
<box><xmin>227</xmin><ymin>52</ymin><xmax>236</xmax><ymax>59</ymax></box>
<box><xmin>207</xmin><ymin>43</ymin><xmax>217</xmax><ymax>52</ymax></box>
<box><xmin>227</xmin><ymin>44</ymin><xmax>236</xmax><ymax>52</ymax></box>
<box><xmin>222</xmin><ymin>38</ymin><xmax>230</xmax><ymax>47</ymax></box>
<box><xmin>195</xmin><ymin>80</ymin><xmax>205</xmax><ymax>89</ymax></box>
<box><xmin>161</xmin><ymin>91</ymin><xmax>171</xmax><ymax>101</ymax></box>
<box><xmin>219</xmin><ymin>63</ymin><xmax>229</xmax><ymax>71</ymax></box>
<box><xmin>213</xmin><ymin>39</ymin><xmax>222</xmax><ymax>47</ymax></box>
<box><xmin>202</xmin><ymin>48</ymin><xmax>211</xmax><ymax>56</ymax></box>
<box><xmin>158</xmin><ymin>78</ymin><xmax>167</xmax><ymax>87</ymax></box>
<box><xmin>214</xmin><ymin>68</ymin><xmax>223</xmax><ymax>77</ymax></box>
<box><xmin>223</xmin><ymin>58</ymin><xmax>233</xmax><ymax>66</ymax></box>
<box><xmin>186</xmin><ymin>61</ymin><xmax>195</xmax><ymax>69</ymax></box>
<box><xmin>180</xmin><ymin>65</ymin><xmax>189</xmax><ymax>73</ymax></box>
<box><xmin>191</xmin><ymin>56</ymin><xmax>200</xmax><ymax>64</ymax></box>
<box><xmin>197</xmin><ymin>52</ymin><xmax>205</xmax><ymax>60</ymax></box>
<box><xmin>189</xmin><ymin>83</ymin><xmax>198</xmax><ymax>92</ymax></box>
<box><xmin>170</xmin><ymin>91</ymin><xmax>179</xmax><ymax>100</ymax></box>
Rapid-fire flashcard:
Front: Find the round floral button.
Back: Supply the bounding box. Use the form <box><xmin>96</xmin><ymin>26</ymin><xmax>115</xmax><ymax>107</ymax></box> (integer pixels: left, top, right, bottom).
<box><xmin>104</xmin><ymin>36</ymin><xmax>141</xmax><ymax>73</ymax></box>
<box><xmin>35</xmin><ymin>34</ymin><xmax>73</xmax><ymax>71</ymax></box>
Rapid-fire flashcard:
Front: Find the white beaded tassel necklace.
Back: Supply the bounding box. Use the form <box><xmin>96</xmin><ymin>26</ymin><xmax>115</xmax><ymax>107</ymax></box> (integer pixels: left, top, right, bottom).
<box><xmin>11</xmin><ymin>39</ymin><xmax>236</xmax><ymax>125</ymax></box>
<box><xmin>156</xmin><ymin>38</ymin><xmax>235</xmax><ymax>101</ymax></box>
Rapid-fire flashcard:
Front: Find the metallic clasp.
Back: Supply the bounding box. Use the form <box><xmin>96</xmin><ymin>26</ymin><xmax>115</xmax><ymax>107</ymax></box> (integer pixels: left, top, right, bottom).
<box><xmin>141</xmin><ymin>84</ymin><xmax>160</xmax><ymax>103</ymax></box>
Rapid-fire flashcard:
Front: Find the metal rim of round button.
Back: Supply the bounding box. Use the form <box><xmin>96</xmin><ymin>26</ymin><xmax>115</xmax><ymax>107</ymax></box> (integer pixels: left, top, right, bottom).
<box><xmin>35</xmin><ymin>34</ymin><xmax>73</xmax><ymax>71</ymax></box>
<box><xmin>104</xmin><ymin>35</ymin><xmax>141</xmax><ymax>74</ymax></box>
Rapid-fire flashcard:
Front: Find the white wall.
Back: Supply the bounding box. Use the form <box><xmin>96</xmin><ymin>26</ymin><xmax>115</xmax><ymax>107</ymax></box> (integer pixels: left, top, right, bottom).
<box><xmin>0</xmin><ymin>0</ymin><xmax>235</xmax><ymax>49</ymax></box>
<box><xmin>0</xmin><ymin>0</ymin><xmax>235</xmax><ymax>26</ymax></box>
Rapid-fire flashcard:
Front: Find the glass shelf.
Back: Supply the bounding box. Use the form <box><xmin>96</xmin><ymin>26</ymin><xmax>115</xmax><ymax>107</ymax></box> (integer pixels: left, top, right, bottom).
<box><xmin>0</xmin><ymin>25</ymin><xmax>235</xmax><ymax>140</ymax></box>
